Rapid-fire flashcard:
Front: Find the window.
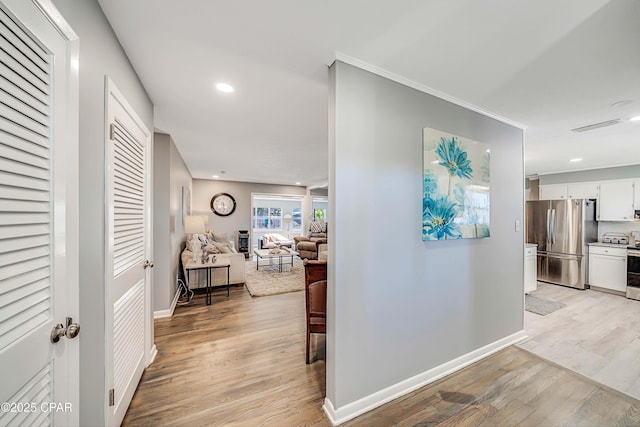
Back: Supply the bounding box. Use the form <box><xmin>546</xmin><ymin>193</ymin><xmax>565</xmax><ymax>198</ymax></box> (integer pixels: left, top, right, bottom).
<box><xmin>292</xmin><ymin>208</ymin><xmax>302</xmax><ymax>230</ymax></box>
<box><xmin>253</xmin><ymin>207</ymin><xmax>282</xmax><ymax>230</ymax></box>
<box><xmin>312</xmin><ymin>197</ymin><xmax>328</xmax><ymax>222</ymax></box>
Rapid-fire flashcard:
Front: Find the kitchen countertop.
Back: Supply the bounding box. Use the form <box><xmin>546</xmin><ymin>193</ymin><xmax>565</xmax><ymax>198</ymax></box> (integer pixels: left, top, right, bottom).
<box><xmin>588</xmin><ymin>242</ymin><xmax>638</xmax><ymax>249</ymax></box>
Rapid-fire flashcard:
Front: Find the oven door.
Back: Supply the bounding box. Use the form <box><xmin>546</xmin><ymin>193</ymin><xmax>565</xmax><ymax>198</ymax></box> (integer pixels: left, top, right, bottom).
<box><xmin>628</xmin><ymin>250</ymin><xmax>640</xmax><ymax>287</ymax></box>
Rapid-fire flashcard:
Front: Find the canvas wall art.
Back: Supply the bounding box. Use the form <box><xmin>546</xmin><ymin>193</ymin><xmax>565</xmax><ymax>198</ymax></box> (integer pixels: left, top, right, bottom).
<box><xmin>423</xmin><ymin>127</ymin><xmax>490</xmax><ymax>240</ymax></box>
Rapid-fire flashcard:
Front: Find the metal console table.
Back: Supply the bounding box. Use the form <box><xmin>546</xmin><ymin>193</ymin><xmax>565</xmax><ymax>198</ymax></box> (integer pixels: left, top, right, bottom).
<box><xmin>184</xmin><ymin>257</ymin><xmax>230</xmax><ymax>305</ymax></box>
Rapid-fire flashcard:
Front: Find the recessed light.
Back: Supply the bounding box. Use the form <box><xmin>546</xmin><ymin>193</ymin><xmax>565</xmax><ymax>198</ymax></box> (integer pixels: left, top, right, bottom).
<box><xmin>295</xmin><ymin>182</ymin><xmax>301</xmax><ymax>185</ymax></box>
<box><xmin>215</xmin><ymin>83</ymin><xmax>234</xmax><ymax>93</ymax></box>
<box><xmin>630</xmin><ymin>115</ymin><xmax>640</xmax><ymax>122</ymax></box>
<box><xmin>212</xmin><ymin>175</ymin><xmax>219</xmax><ymax>179</ymax></box>
<box><xmin>570</xmin><ymin>158</ymin><xmax>583</xmax><ymax>162</ymax></box>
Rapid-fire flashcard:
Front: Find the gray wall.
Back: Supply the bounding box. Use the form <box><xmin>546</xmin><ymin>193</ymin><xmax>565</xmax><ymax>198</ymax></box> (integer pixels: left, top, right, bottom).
<box><xmin>192</xmin><ymin>179</ymin><xmax>306</xmax><ymax>244</ymax></box>
<box><xmin>52</xmin><ymin>1</ymin><xmax>154</xmax><ymax>424</ymax></box>
<box><xmin>328</xmin><ymin>61</ymin><xmax>524</xmax><ymax>408</ymax></box>
<box><xmin>153</xmin><ymin>133</ymin><xmax>192</xmax><ymax>313</ymax></box>
<box><xmin>539</xmin><ymin>164</ymin><xmax>640</xmax><ymax>184</ymax></box>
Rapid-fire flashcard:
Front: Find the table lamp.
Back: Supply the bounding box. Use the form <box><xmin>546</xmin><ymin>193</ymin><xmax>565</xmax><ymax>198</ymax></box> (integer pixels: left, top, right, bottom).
<box><xmin>184</xmin><ymin>215</ymin><xmax>205</xmax><ymax>262</ymax></box>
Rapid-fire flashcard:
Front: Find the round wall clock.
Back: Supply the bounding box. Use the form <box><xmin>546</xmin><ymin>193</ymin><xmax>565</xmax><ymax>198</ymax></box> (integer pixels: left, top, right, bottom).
<box><xmin>210</xmin><ymin>192</ymin><xmax>236</xmax><ymax>216</ymax></box>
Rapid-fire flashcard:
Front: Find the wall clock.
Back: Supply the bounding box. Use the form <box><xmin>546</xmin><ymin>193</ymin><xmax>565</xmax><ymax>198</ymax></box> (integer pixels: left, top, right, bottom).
<box><xmin>210</xmin><ymin>192</ymin><xmax>236</xmax><ymax>216</ymax></box>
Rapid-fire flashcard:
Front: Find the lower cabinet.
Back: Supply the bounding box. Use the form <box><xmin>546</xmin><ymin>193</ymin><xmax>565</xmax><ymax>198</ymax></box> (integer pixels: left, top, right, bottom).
<box><xmin>524</xmin><ymin>245</ymin><xmax>537</xmax><ymax>294</ymax></box>
<box><xmin>588</xmin><ymin>246</ymin><xmax>627</xmax><ymax>292</ymax></box>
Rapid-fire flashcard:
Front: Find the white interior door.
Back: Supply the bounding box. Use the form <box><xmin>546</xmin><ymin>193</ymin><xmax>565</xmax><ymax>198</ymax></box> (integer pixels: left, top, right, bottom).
<box><xmin>105</xmin><ymin>78</ymin><xmax>151</xmax><ymax>426</ymax></box>
<box><xmin>0</xmin><ymin>0</ymin><xmax>79</xmax><ymax>426</ymax></box>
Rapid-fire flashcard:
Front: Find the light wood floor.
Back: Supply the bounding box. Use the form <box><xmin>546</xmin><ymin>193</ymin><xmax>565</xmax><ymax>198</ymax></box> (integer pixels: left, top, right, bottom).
<box><xmin>122</xmin><ymin>286</ymin><xmax>327</xmax><ymax>426</ymax></box>
<box><xmin>123</xmin><ymin>284</ymin><xmax>640</xmax><ymax>426</ymax></box>
<box><xmin>520</xmin><ymin>281</ymin><xmax>640</xmax><ymax>399</ymax></box>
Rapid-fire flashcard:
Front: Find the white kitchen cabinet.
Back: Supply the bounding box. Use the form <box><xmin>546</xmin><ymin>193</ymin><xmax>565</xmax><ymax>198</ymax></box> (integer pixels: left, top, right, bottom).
<box><xmin>634</xmin><ymin>180</ymin><xmax>640</xmax><ymax>212</ymax></box>
<box><xmin>567</xmin><ymin>182</ymin><xmax>599</xmax><ymax>199</ymax></box>
<box><xmin>539</xmin><ymin>184</ymin><xmax>568</xmax><ymax>200</ymax></box>
<box><xmin>597</xmin><ymin>180</ymin><xmax>635</xmax><ymax>221</ymax></box>
<box><xmin>588</xmin><ymin>246</ymin><xmax>627</xmax><ymax>292</ymax></box>
<box><xmin>524</xmin><ymin>245</ymin><xmax>537</xmax><ymax>294</ymax></box>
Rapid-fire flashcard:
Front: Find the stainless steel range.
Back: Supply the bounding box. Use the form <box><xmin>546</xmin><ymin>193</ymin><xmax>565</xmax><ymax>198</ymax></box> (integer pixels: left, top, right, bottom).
<box><xmin>627</xmin><ymin>246</ymin><xmax>640</xmax><ymax>300</ymax></box>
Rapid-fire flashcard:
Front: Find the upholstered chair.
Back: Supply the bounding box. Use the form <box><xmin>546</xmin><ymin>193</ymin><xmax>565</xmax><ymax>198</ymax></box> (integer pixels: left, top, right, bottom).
<box><xmin>294</xmin><ymin>221</ymin><xmax>327</xmax><ymax>259</ymax></box>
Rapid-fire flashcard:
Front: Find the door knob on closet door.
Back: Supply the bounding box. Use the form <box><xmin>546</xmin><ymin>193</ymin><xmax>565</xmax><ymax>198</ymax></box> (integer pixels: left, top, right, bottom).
<box><xmin>143</xmin><ymin>260</ymin><xmax>154</xmax><ymax>269</ymax></box>
<box><xmin>50</xmin><ymin>317</ymin><xmax>80</xmax><ymax>343</ymax></box>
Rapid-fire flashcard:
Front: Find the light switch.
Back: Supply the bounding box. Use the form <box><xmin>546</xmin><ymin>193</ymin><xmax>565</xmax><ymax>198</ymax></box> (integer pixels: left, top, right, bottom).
<box><xmin>515</xmin><ymin>220</ymin><xmax>521</xmax><ymax>232</ymax></box>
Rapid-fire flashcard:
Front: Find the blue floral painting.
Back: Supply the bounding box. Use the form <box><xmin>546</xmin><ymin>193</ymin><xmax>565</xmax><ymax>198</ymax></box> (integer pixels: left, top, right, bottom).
<box><xmin>423</xmin><ymin>128</ymin><xmax>490</xmax><ymax>240</ymax></box>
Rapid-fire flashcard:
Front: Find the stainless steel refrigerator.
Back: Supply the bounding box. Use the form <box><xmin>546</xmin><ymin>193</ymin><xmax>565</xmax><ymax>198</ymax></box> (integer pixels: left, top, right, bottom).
<box><xmin>526</xmin><ymin>199</ymin><xmax>597</xmax><ymax>289</ymax></box>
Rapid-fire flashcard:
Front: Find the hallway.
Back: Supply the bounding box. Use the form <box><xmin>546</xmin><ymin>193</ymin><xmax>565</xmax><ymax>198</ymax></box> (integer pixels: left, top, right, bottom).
<box><xmin>122</xmin><ymin>287</ymin><xmax>327</xmax><ymax>425</ymax></box>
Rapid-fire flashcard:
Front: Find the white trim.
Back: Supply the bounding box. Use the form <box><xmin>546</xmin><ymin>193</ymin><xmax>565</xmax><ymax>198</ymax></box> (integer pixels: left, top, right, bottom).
<box><xmin>32</xmin><ymin>0</ymin><xmax>78</xmax><ymax>40</ymax></box>
<box><xmin>322</xmin><ymin>330</ymin><xmax>528</xmax><ymax>426</ymax></box>
<box><xmin>333</xmin><ymin>52</ymin><xmax>527</xmax><ymax>131</ymax></box>
<box><xmin>146</xmin><ymin>345</ymin><xmax>158</xmax><ymax>367</ymax></box>
<box><xmin>154</xmin><ymin>287</ymin><xmax>181</xmax><ymax>319</ymax></box>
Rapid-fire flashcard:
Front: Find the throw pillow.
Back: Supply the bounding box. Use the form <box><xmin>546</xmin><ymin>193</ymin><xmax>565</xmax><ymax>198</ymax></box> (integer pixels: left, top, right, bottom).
<box><xmin>310</xmin><ymin>221</ymin><xmax>324</xmax><ymax>233</ymax></box>
<box><xmin>185</xmin><ymin>239</ymin><xmax>198</xmax><ymax>252</ymax></box>
<box><xmin>212</xmin><ymin>232</ymin><xmax>228</xmax><ymax>243</ymax></box>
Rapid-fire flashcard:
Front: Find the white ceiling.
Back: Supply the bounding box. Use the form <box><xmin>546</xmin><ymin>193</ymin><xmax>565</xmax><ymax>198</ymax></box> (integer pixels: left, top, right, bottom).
<box><xmin>98</xmin><ymin>0</ymin><xmax>640</xmax><ymax>185</ymax></box>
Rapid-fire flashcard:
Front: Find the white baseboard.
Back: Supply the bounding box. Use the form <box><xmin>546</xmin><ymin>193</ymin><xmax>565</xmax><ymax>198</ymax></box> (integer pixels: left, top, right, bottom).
<box><xmin>146</xmin><ymin>344</ymin><xmax>157</xmax><ymax>367</ymax></box>
<box><xmin>322</xmin><ymin>330</ymin><xmax>528</xmax><ymax>426</ymax></box>
<box><xmin>153</xmin><ymin>287</ymin><xmax>181</xmax><ymax>319</ymax></box>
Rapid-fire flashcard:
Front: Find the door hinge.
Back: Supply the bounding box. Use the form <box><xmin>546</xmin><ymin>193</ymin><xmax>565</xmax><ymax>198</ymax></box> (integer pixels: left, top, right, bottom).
<box><xmin>109</xmin><ymin>123</ymin><xmax>115</xmax><ymax>140</ymax></box>
<box><xmin>109</xmin><ymin>388</ymin><xmax>114</xmax><ymax>407</ymax></box>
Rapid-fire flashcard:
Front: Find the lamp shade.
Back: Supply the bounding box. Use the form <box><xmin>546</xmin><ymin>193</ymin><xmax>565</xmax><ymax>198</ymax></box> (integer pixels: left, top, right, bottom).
<box><xmin>283</xmin><ymin>213</ymin><xmax>292</xmax><ymax>223</ymax></box>
<box><xmin>184</xmin><ymin>215</ymin><xmax>205</xmax><ymax>234</ymax></box>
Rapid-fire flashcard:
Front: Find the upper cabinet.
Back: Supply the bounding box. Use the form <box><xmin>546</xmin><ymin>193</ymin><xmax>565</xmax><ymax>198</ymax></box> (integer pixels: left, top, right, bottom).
<box><xmin>539</xmin><ymin>184</ymin><xmax>568</xmax><ymax>200</ymax></box>
<box><xmin>567</xmin><ymin>182</ymin><xmax>599</xmax><ymax>199</ymax></box>
<box><xmin>539</xmin><ymin>182</ymin><xmax>598</xmax><ymax>200</ymax></box>
<box><xmin>539</xmin><ymin>179</ymin><xmax>639</xmax><ymax>221</ymax></box>
<box><xmin>597</xmin><ymin>180</ymin><xmax>635</xmax><ymax>221</ymax></box>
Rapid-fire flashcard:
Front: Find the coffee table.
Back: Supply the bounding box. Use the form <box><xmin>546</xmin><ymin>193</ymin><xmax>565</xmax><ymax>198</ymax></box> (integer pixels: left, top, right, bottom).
<box><xmin>253</xmin><ymin>248</ymin><xmax>298</xmax><ymax>272</ymax></box>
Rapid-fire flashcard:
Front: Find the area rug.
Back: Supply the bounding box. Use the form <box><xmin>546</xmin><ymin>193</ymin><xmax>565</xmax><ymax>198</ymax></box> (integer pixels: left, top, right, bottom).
<box><xmin>525</xmin><ymin>294</ymin><xmax>566</xmax><ymax>316</ymax></box>
<box><xmin>244</xmin><ymin>259</ymin><xmax>304</xmax><ymax>297</ymax></box>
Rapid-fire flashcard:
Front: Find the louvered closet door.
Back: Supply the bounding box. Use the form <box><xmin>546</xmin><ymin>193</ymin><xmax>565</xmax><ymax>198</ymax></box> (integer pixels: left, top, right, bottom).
<box><xmin>0</xmin><ymin>1</ymin><xmax>79</xmax><ymax>426</ymax></box>
<box><xmin>105</xmin><ymin>79</ymin><xmax>151</xmax><ymax>427</ymax></box>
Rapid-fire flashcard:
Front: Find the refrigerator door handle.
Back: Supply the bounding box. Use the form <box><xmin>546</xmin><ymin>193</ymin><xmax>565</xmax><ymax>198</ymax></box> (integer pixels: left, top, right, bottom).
<box><xmin>551</xmin><ymin>209</ymin><xmax>557</xmax><ymax>244</ymax></box>
<box><xmin>546</xmin><ymin>208</ymin><xmax>551</xmax><ymax>244</ymax></box>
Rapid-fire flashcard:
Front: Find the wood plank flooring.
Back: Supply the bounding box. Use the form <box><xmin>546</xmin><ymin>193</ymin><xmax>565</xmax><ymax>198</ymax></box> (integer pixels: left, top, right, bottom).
<box><xmin>123</xmin><ymin>283</ymin><xmax>640</xmax><ymax>426</ymax></box>
<box><xmin>122</xmin><ymin>286</ymin><xmax>327</xmax><ymax>426</ymax></box>
<box><xmin>519</xmin><ymin>282</ymin><xmax>640</xmax><ymax>399</ymax></box>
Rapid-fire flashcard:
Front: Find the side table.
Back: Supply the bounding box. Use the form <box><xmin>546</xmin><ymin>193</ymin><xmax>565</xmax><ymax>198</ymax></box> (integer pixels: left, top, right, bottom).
<box><xmin>184</xmin><ymin>257</ymin><xmax>230</xmax><ymax>305</ymax></box>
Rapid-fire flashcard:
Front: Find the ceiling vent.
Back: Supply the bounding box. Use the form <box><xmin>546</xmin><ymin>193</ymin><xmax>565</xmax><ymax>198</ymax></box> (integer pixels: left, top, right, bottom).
<box><xmin>571</xmin><ymin>119</ymin><xmax>621</xmax><ymax>133</ymax></box>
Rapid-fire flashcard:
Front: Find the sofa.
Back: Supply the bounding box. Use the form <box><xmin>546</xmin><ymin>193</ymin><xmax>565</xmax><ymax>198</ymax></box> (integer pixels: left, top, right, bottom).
<box><xmin>181</xmin><ymin>233</ymin><xmax>246</xmax><ymax>288</ymax></box>
<box><xmin>294</xmin><ymin>221</ymin><xmax>328</xmax><ymax>260</ymax></box>
<box><xmin>258</xmin><ymin>233</ymin><xmax>294</xmax><ymax>249</ymax></box>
